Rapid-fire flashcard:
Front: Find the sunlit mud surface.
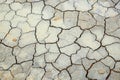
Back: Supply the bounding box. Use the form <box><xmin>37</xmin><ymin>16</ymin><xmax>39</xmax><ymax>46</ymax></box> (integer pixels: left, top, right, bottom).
<box><xmin>0</xmin><ymin>0</ymin><xmax>120</xmax><ymax>80</ymax></box>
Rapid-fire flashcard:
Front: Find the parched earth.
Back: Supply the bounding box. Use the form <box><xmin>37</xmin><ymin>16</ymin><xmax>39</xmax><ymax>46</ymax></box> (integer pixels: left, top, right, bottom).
<box><xmin>0</xmin><ymin>0</ymin><xmax>120</xmax><ymax>80</ymax></box>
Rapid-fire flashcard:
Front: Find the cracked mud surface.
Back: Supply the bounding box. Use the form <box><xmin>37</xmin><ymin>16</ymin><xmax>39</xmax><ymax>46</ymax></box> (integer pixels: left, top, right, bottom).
<box><xmin>0</xmin><ymin>0</ymin><xmax>120</xmax><ymax>80</ymax></box>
